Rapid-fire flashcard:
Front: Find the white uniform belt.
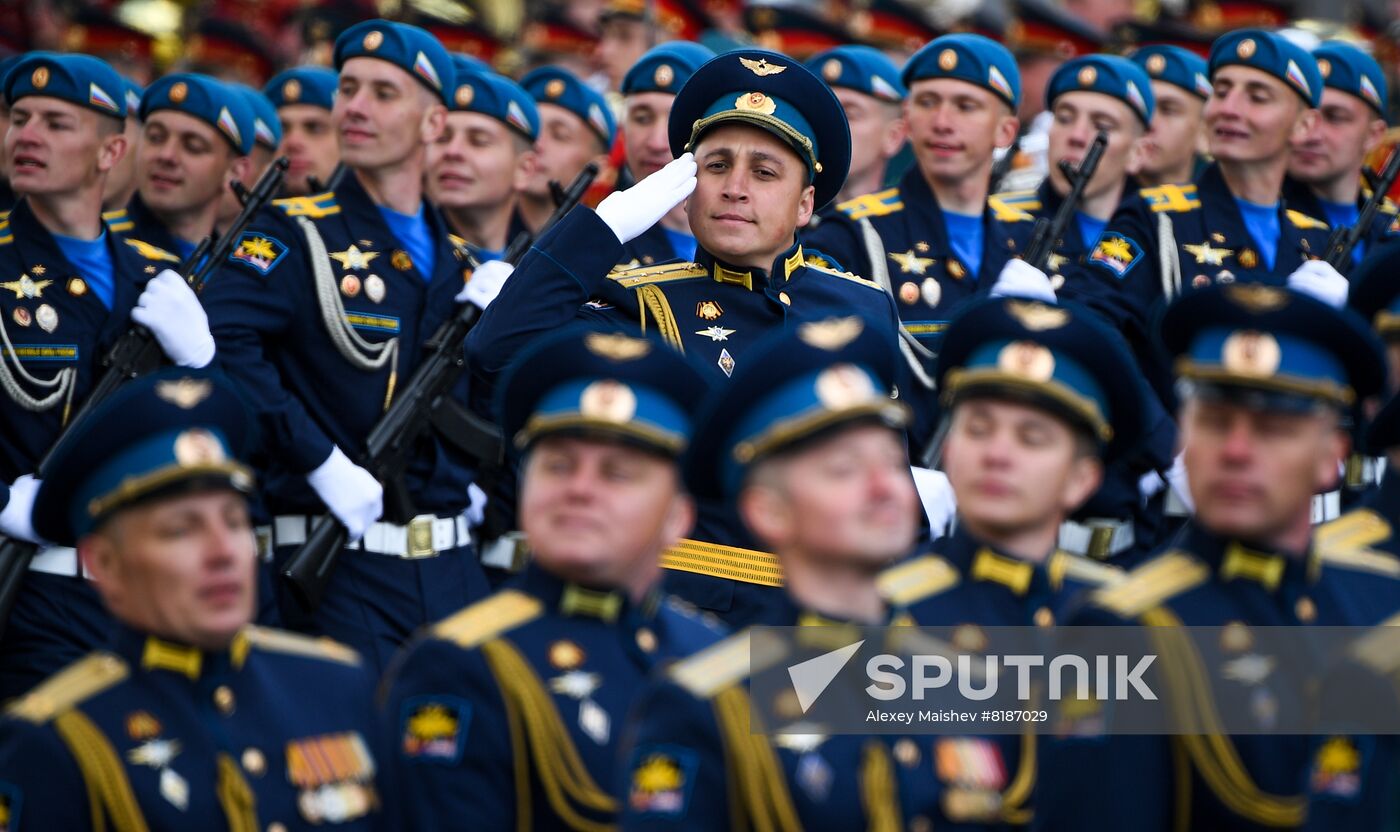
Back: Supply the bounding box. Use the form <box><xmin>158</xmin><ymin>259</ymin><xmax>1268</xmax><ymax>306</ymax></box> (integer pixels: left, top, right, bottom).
<box><xmin>269</xmin><ymin>513</ymin><xmax>471</xmax><ymax>559</ymax></box>
<box><xmin>27</xmin><ymin>545</ymin><xmax>89</xmax><ymax>578</ymax></box>
<box><xmin>1059</xmin><ymin>519</ymin><xmax>1135</xmax><ymax>560</ymax></box>
<box><xmin>1311</xmin><ymin>491</ymin><xmax>1341</xmax><ymax>525</ymax></box>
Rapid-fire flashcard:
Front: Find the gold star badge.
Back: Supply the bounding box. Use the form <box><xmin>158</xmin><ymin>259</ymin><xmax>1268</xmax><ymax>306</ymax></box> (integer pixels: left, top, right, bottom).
<box><xmin>1183</xmin><ymin>241</ymin><xmax>1233</xmax><ymax>266</ymax></box>
<box><xmin>328</xmin><ymin>245</ymin><xmax>379</xmax><ymax>271</ymax></box>
<box><xmin>30</xmin><ymin>265</ymin><xmax>45</xmax><ymax>276</ymax></box>
<box><xmin>1238</xmin><ymin>248</ymin><xmax>1258</xmax><ymax>269</ymax></box>
<box><xmin>888</xmin><ymin>250</ymin><xmax>935</xmax><ymax>275</ymax></box>
<box><xmin>739</xmin><ymin>56</ymin><xmax>787</xmax><ymax>76</ymax></box>
<box><xmin>0</xmin><ymin>275</ymin><xmax>52</xmax><ymax>299</ymax></box>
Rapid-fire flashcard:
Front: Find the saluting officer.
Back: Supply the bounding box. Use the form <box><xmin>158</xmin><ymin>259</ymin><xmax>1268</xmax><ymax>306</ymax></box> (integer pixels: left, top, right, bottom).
<box><xmin>0</xmin><ymin>53</ymin><xmax>218</xmax><ymax>700</ymax></box>
<box><xmin>878</xmin><ymin>295</ymin><xmax>1141</xmax><ymax>825</ymax></box>
<box><xmin>383</xmin><ymin>324</ymin><xmax>724</xmax><ymax>830</ymax></box>
<box><xmin>1130</xmin><ymin>44</ymin><xmax>1210</xmax><ymax>188</ymax></box>
<box><xmin>806</xmin><ymin>34</ymin><xmax>1032</xmax><ymax>384</ymax></box>
<box><xmin>614</xmin><ymin>41</ymin><xmax>715</xmax><ymax>269</ymax></box>
<box><xmin>1037</xmin><ymin>281</ymin><xmax>1400</xmax><ymax>831</ymax></box>
<box><xmin>1286</xmin><ymin>41</ymin><xmax>1396</xmax><ymax>269</ymax></box>
<box><xmin>200</xmin><ymin>20</ymin><xmax>492</xmax><ymax>673</ymax></box>
<box><xmin>263</xmin><ymin>67</ymin><xmax>343</xmax><ymax>197</ymax></box>
<box><xmin>103</xmin><ymin>73</ymin><xmax>257</xmax><ymax>261</ymax></box>
<box><xmin>619</xmin><ymin>316</ymin><xmax>917</xmax><ymax>830</ymax></box>
<box><xmin>0</xmin><ymin>369</ymin><xmax>387</xmax><ymax>830</ymax></box>
<box><xmin>427</xmin><ymin>57</ymin><xmax>539</xmax><ymax>262</ymax></box>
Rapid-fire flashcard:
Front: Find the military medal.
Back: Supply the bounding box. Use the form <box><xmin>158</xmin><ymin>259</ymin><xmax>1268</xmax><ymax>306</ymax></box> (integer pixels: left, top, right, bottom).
<box><xmin>1238</xmin><ymin>248</ymin><xmax>1258</xmax><ymax>269</ymax></box>
<box><xmin>35</xmin><ymin>304</ymin><xmax>57</xmax><ymax>332</ymax></box>
<box><xmin>328</xmin><ymin>245</ymin><xmax>379</xmax><ymax>271</ymax></box>
<box><xmin>578</xmin><ymin>699</ymin><xmax>610</xmax><ymax>745</ymax></box>
<box><xmin>717</xmin><ymin>348</ymin><xmax>736</xmax><ymax>377</ymax></box>
<box><xmin>921</xmin><ymin>278</ymin><xmax>941</xmax><ymax>307</ymax></box>
<box><xmin>1</xmin><ymin>274</ymin><xmax>52</xmax><ymax>299</ymax></box>
<box><xmin>695</xmin><ymin>301</ymin><xmax>723</xmax><ymax>320</ymax></box>
<box><xmin>160</xmin><ymin>768</ymin><xmax>190</xmax><ymax>810</ymax></box>
<box><xmin>364</xmin><ymin>275</ymin><xmax>386</xmax><ymax>303</ymax></box>
<box><xmin>67</xmin><ymin>277</ymin><xmax>86</xmax><ymax>296</ymax></box>
<box><xmin>888</xmin><ymin>250</ymin><xmax>935</xmax><ymax>275</ymax></box>
<box><xmin>391</xmin><ymin>250</ymin><xmax>413</xmax><ymax>271</ymax></box>
<box><xmin>341</xmin><ymin>275</ymin><xmax>361</xmax><ymax>297</ymax></box>
<box><xmin>695</xmin><ymin>326</ymin><xmax>735</xmax><ymax>342</ymax></box>
<box><xmin>11</xmin><ymin>308</ymin><xmax>30</xmax><ymax>327</ymax></box>
<box><xmin>898</xmin><ymin>281</ymin><xmax>919</xmax><ymax>304</ymax></box>
<box><xmin>549</xmin><ymin>671</ymin><xmax>610</xmax><ymax>744</ymax></box>
<box><xmin>548</xmin><ymin>640</ymin><xmax>585</xmax><ymax>670</ymax></box>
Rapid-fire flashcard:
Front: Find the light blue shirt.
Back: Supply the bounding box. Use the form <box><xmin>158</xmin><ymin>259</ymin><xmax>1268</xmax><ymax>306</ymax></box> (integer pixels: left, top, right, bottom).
<box><xmin>942</xmin><ymin>211</ymin><xmax>984</xmax><ymax>281</ymax></box>
<box><xmin>1234</xmin><ymin>198</ymin><xmax>1280</xmax><ymax>271</ymax></box>
<box><xmin>1077</xmin><ymin>213</ymin><xmax>1107</xmax><ymax>252</ymax></box>
<box><xmin>378</xmin><ymin>203</ymin><xmax>436</xmax><ymax>282</ymax></box>
<box><xmin>663</xmin><ymin>228</ymin><xmax>698</xmax><ymax>262</ymax></box>
<box><xmin>53</xmin><ymin>231</ymin><xmax>114</xmax><ymax>309</ymax></box>
<box><xmin>1318</xmin><ymin>199</ymin><xmax>1362</xmax><ymax>266</ymax></box>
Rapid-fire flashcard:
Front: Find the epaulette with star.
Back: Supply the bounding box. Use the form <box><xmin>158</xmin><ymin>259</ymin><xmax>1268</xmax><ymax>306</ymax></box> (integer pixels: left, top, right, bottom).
<box><xmin>235</xmin><ymin>625</ymin><xmax>361</xmax><ymax>667</ymax></box>
<box><xmin>607</xmin><ymin>261</ymin><xmax>709</xmax><ymax>288</ymax></box>
<box><xmin>271</xmin><ymin>190</ymin><xmax>340</xmax><ymax>219</ymax></box>
<box><xmin>1089</xmin><ymin>551</ymin><xmax>1210</xmax><ymax>618</ymax></box>
<box><xmin>430</xmin><ymin>590</ymin><xmax>544</xmax><ymax>649</ymax></box>
<box><xmin>6</xmin><ymin>653</ymin><xmax>128</xmax><ymax>724</ymax></box>
<box><xmin>123</xmin><ymin>238</ymin><xmax>181</xmax><ymax>263</ymax></box>
<box><xmin>1316</xmin><ymin>509</ymin><xmax>1393</xmax><ymax>554</ymax></box>
<box><xmin>835</xmin><ymin>187</ymin><xmax>904</xmax><ymax>220</ymax></box>
<box><xmin>877</xmin><ymin>555</ymin><xmax>961</xmax><ymax>607</ymax></box>
<box><xmin>987</xmin><ymin>189</ymin><xmax>1039</xmax><ymax>222</ymax></box>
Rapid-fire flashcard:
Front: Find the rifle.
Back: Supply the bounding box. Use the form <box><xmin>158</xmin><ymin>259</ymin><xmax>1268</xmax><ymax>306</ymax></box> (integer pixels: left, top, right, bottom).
<box><xmin>0</xmin><ymin>157</ymin><xmax>289</xmax><ymax>639</ymax></box>
<box><xmin>1022</xmin><ymin>130</ymin><xmax>1109</xmax><ymax>271</ymax></box>
<box><xmin>989</xmin><ymin>131</ymin><xmax>1023</xmax><ymax>194</ymax></box>
<box><xmin>1323</xmin><ymin>148</ymin><xmax>1400</xmax><ymax>270</ymax></box>
<box><xmin>280</xmin><ymin>162</ymin><xmax>601</xmax><ymax>612</ymax></box>
<box><xmin>918</xmin><ymin>134</ymin><xmax>1107</xmax><ymax>469</ymax></box>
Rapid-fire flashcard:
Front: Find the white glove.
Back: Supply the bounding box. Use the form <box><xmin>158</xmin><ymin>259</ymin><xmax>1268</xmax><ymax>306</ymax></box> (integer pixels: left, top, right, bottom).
<box><xmin>910</xmin><ymin>466</ymin><xmax>957</xmax><ymax>538</ymax></box>
<box><xmin>595</xmin><ymin>153</ymin><xmax>697</xmax><ymax>244</ymax></box>
<box><xmin>306</xmin><ymin>446</ymin><xmax>383</xmax><ymax>542</ymax></box>
<box><xmin>0</xmin><ymin>474</ymin><xmax>42</xmax><ymax>544</ymax></box>
<box><xmin>1288</xmin><ymin>259</ymin><xmax>1348</xmax><ymax>309</ymax></box>
<box><xmin>990</xmin><ymin>259</ymin><xmax>1057</xmax><ymax>303</ymax></box>
<box><xmin>1164</xmin><ymin>452</ymin><xmax>1195</xmax><ymax>515</ymax></box>
<box><xmin>131</xmin><ymin>269</ymin><xmax>216</xmax><ymax>368</ymax></box>
<box><xmin>455</xmin><ymin>260</ymin><xmax>515</xmax><ymax>310</ymax></box>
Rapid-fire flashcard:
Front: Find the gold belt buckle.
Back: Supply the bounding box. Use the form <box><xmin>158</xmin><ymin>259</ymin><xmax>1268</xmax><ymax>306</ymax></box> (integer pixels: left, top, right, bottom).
<box><xmin>407</xmin><ymin>515</ymin><xmax>438</xmax><ymax>559</ymax></box>
<box><xmin>1087</xmin><ymin>525</ymin><xmax>1116</xmax><ymax>561</ymax></box>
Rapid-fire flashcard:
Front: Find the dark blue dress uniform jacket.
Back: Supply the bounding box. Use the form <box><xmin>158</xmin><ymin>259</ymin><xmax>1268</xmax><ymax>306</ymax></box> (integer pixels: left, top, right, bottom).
<box><xmin>381</xmin><ymin>565</ymin><xmax>725</xmax><ymax>831</ymax></box>
<box><xmin>0</xmin><ymin>624</ymin><xmax>389</xmax><ymax>830</ymax></box>
<box><xmin>1035</xmin><ymin>521</ymin><xmax>1400</xmax><ymax>832</ymax></box>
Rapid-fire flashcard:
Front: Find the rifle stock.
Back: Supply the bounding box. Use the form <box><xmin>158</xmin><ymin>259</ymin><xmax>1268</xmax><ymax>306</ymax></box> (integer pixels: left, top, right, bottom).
<box><xmin>1324</xmin><ymin>149</ymin><xmax>1400</xmax><ymax>270</ymax></box>
<box><xmin>0</xmin><ymin>158</ymin><xmax>289</xmax><ymax>639</ymax></box>
<box><xmin>1022</xmin><ymin>131</ymin><xmax>1108</xmax><ymax>271</ymax></box>
<box><xmin>280</xmin><ymin>162</ymin><xmax>601</xmax><ymax>612</ymax></box>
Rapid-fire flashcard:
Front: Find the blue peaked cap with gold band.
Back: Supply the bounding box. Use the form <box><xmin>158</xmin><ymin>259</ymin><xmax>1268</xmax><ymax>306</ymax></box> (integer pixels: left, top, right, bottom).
<box><xmin>1131</xmin><ymin>44</ymin><xmax>1211</xmax><ymax>101</ymax></box>
<box><xmin>935</xmin><ymin>297</ymin><xmax>1147</xmax><ymax>461</ymax></box>
<box><xmin>32</xmin><ymin>369</ymin><xmax>258</xmax><ymax>547</ymax></box>
<box><xmin>334</xmin><ymin>19</ymin><xmax>455</xmax><ymax>107</ymax></box>
<box><xmin>623</xmin><ymin>41</ymin><xmax>716</xmax><ymax>96</ymax></box>
<box><xmin>497</xmin><ymin>324</ymin><xmax>711</xmax><ymax>458</ymax></box>
<box><xmin>1049</xmin><ymin>54</ymin><xmax>1155</xmax><ymax>126</ymax></box>
<box><xmin>807</xmin><ymin>45</ymin><xmax>905</xmax><ymax>103</ymax></box>
<box><xmin>141</xmin><ymin>73</ymin><xmax>257</xmax><ymax>155</ymax></box>
<box><xmin>1314</xmin><ymin>40</ymin><xmax>1388</xmax><ymax>119</ymax></box>
<box><xmin>523</xmin><ymin>66</ymin><xmax>617</xmax><ymax>146</ymax></box>
<box><xmin>449</xmin><ymin>57</ymin><xmax>540</xmax><ymax>141</ymax></box>
<box><xmin>1161</xmin><ymin>283</ymin><xmax>1386</xmax><ymax>412</ymax></box>
<box><xmin>264</xmin><ymin>66</ymin><xmax>338</xmax><ymax>111</ymax></box>
<box><xmin>3</xmin><ymin>52</ymin><xmax>128</xmax><ymax>120</ymax></box>
<box><xmin>902</xmin><ymin>34</ymin><xmax>1021</xmax><ymax>112</ymax></box>
<box><xmin>1210</xmin><ymin>29</ymin><xmax>1322</xmax><ymax>108</ymax></box>
<box><xmin>682</xmin><ymin>315</ymin><xmax>908</xmax><ymax>501</ymax></box>
<box><xmin>234</xmin><ymin>82</ymin><xmax>282</xmax><ymax>150</ymax></box>
<box><xmin>669</xmin><ymin>49</ymin><xmax>851</xmax><ymax>210</ymax></box>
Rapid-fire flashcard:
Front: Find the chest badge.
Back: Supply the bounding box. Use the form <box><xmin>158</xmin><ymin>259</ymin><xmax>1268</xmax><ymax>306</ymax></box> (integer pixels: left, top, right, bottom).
<box><xmin>1</xmin><ymin>275</ymin><xmax>53</xmax><ymax>299</ymax></box>
<box><xmin>888</xmin><ymin>250</ymin><xmax>935</xmax><ymax>275</ymax></box>
<box><xmin>1183</xmin><ymin>241</ymin><xmax>1233</xmax><ymax>266</ymax></box>
<box><xmin>696</xmin><ymin>300</ymin><xmax>723</xmax><ymax>321</ymax></box>
<box><xmin>329</xmin><ymin>245</ymin><xmax>380</xmax><ymax>271</ymax></box>
<box><xmin>695</xmin><ymin>326</ymin><xmax>736</xmax><ymax>342</ymax></box>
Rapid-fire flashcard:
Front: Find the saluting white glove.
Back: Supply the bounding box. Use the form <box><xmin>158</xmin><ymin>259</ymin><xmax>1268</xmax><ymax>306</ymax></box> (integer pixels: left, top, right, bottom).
<box><xmin>455</xmin><ymin>260</ymin><xmax>515</xmax><ymax>311</ymax></box>
<box><xmin>595</xmin><ymin>153</ymin><xmax>697</xmax><ymax>245</ymax></box>
<box><xmin>990</xmin><ymin>259</ymin><xmax>1057</xmax><ymax>303</ymax></box>
<box><xmin>0</xmin><ymin>474</ymin><xmax>43</xmax><ymax>544</ymax></box>
<box><xmin>1288</xmin><ymin>259</ymin><xmax>1348</xmax><ymax>309</ymax></box>
<box><xmin>306</xmin><ymin>446</ymin><xmax>383</xmax><ymax>543</ymax></box>
<box><xmin>131</xmin><ymin>269</ymin><xmax>216</xmax><ymax>369</ymax></box>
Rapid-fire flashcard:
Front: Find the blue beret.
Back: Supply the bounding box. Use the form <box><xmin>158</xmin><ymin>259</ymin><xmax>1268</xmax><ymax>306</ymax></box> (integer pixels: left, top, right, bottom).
<box><xmin>141</xmin><ymin>73</ymin><xmax>256</xmax><ymax>155</ymax></box>
<box><xmin>449</xmin><ymin>59</ymin><xmax>539</xmax><ymax>140</ymax></box>
<box><xmin>334</xmin><ymin>19</ymin><xmax>454</xmax><ymax>107</ymax></box>
<box><xmin>1162</xmin><ymin>283</ymin><xmax>1386</xmax><ymax>410</ymax></box>
<box><xmin>683</xmin><ymin>315</ymin><xmax>908</xmax><ymax>500</ymax></box>
<box><xmin>1210</xmin><ymin>29</ymin><xmax>1321</xmax><ymax>108</ymax></box>
<box><xmin>122</xmin><ymin>77</ymin><xmax>143</xmax><ymax>118</ymax></box>
<box><xmin>1049</xmin><ymin>54</ymin><xmax>1155</xmax><ymax>126</ymax></box>
<box><xmin>1131</xmin><ymin>44</ymin><xmax>1211</xmax><ymax>100</ymax></box>
<box><xmin>233</xmin><ymin>83</ymin><xmax>282</xmax><ymax>149</ymax></box>
<box><xmin>264</xmin><ymin>67</ymin><xmax>339</xmax><ymax>112</ymax></box>
<box><xmin>522</xmin><ymin>66</ymin><xmax>616</xmax><ymax>146</ymax></box>
<box><xmin>497</xmin><ymin>324</ymin><xmax>710</xmax><ymax>457</ymax></box>
<box><xmin>3</xmin><ymin>53</ymin><xmax>127</xmax><ymax>119</ymax></box>
<box><xmin>622</xmin><ymin>41</ymin><xmax>715</xmax><ymax>96</ymax></box>
<box><xmin>903</xmin><ymin>34</ymin><xmax>1020</xmax><ymax>111</ymax></box>
<box><xmin>1314</xmin><ymin>41</ymin><xmax>1388</xmax><ymax>118</ymax></box>
<box><xmin>668</xmin><ymin>49</ymin><xmax>851</xmax><ymax>210</ymax></box>
<box><xmin>807</xmin><ymin>45</ymin><xmax>905</xmax><ymax>103</ymax></box>
<box><xmin>937</xmin><ymin>297</ymin><xmax>1146</xmax><ymax>460</ymax></box>
<box><xmin>32</xmin><ymin>369</ymin><xmax>258</xmax><ymax>546</ymax></box>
